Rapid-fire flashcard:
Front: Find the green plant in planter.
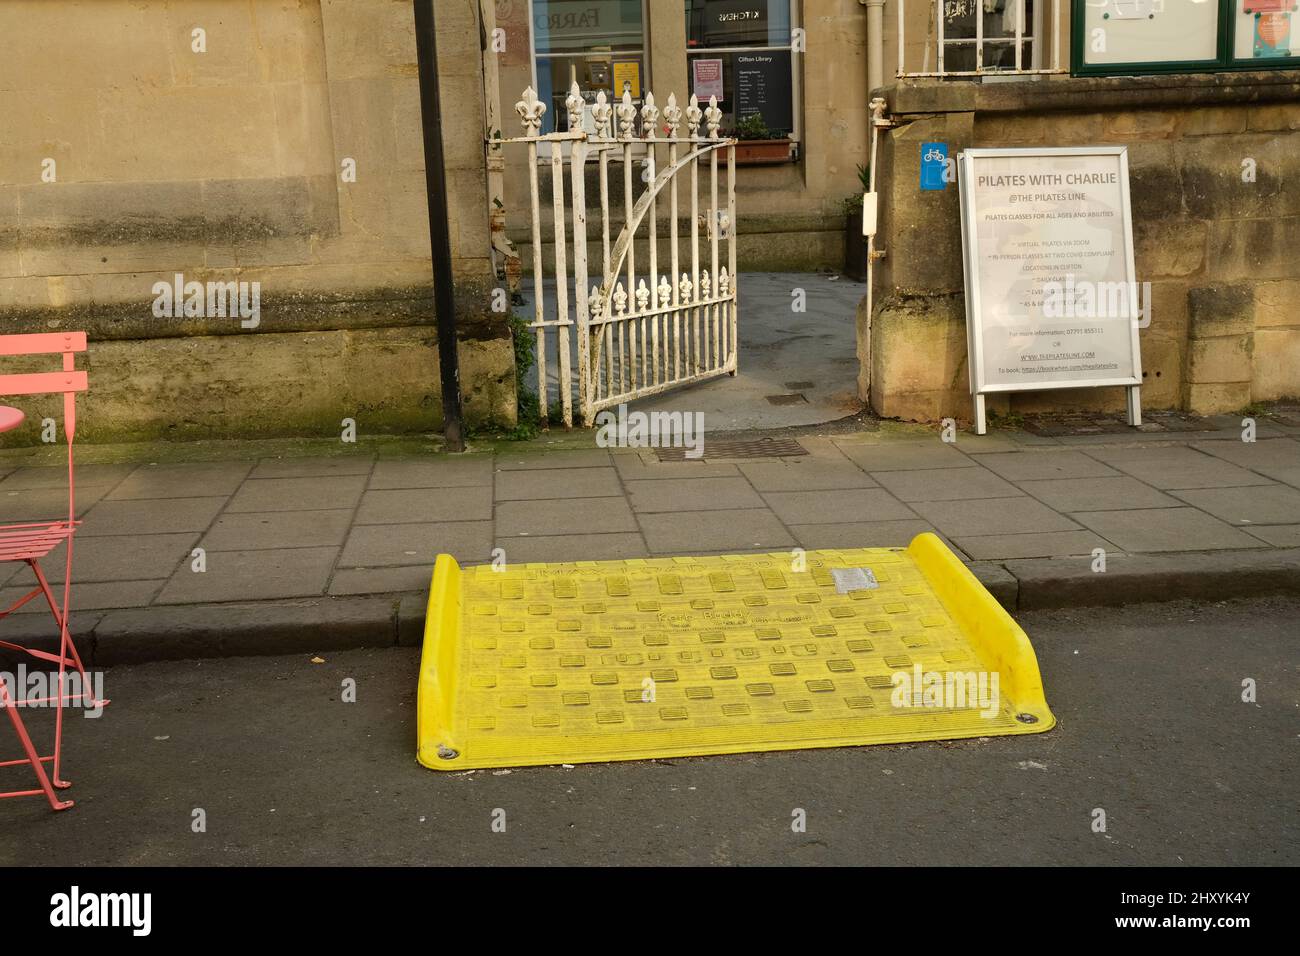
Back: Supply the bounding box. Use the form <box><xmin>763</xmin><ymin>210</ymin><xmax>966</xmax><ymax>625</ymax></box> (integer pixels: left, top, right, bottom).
<box><xmin>732</xmin><ymin>113</ymin><xmax>776</xmax><ymax>140</ymax></box>
<box><xmin>839</xmin><ymin>162</ymin><xmax>873</xmax><ymax>214</ymax></box>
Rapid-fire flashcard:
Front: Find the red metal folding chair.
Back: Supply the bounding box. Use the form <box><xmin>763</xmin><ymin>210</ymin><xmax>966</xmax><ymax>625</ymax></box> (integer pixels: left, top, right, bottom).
<box><xmin>0</xmin><ymin>331</ymin><xmax>104</xmax><ymax>811</ymax></box>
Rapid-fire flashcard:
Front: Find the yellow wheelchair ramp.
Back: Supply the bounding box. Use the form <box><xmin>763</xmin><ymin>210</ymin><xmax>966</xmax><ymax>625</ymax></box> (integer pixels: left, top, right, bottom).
<box><xmin>417</xmin><ymin>533</ymin><xmax>1054</xmax><ymax>771</ymax></box>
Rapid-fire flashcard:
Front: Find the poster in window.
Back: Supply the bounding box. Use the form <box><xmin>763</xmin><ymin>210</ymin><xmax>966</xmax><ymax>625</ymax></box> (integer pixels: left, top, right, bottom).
<box><xmin>693</xmin><ymin>58</ymin><xmax>725</xmax><ymax>100</ymax></box>
<box><xmin>612</xmin><ymin>60</ymin><xmax>641</xmax><ymax>98</ymax></box>
<box><xmin>1234</xmin><ymin>1</ymin><xmax>1294</xmax><ymax>60</ymax></box>
<box><xmin>733</xmin><ymin>51</ymin><xmax>792</xmax><ymax>133</ymax></box>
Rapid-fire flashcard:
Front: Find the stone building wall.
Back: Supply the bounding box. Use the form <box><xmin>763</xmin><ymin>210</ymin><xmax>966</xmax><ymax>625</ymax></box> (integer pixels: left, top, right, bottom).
<box><xmin>866</xmin><ymin>71</ymin><xmax>1300</xmax><ymax>422</ymax></box>
<box><xmin>0</xmin><ymin>0</ymin><xmax>515</xmax><ymax>442</ymax></box>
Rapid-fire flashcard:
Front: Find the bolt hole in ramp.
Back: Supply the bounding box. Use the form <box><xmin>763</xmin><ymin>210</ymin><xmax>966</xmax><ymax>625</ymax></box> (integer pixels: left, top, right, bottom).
<box><xmin>417</xmin><ymin>533</ymin><xmax>1054</xmax><ymax>771</ymax></box>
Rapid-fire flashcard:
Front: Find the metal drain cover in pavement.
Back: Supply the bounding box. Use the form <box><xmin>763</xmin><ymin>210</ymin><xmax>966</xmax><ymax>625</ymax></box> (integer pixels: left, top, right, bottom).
<box><xmin>766</xmin><ymin>393</ymin><xmax>809</xmax><ymax>406</ymax></box>
<box><xmin>416</xmin><ymin>534</ymin><xmax>1056</xmax><ymax>771</ymax></box>
<box><xmin>655</xmin><ymin>437</ymin><xmax>808</xmax><ymax>461</ymax></box>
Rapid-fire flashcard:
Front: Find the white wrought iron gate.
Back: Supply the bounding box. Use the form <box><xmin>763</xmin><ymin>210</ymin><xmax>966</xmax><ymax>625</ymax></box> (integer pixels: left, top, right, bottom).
<box><xmin>498</xmin><ymin>83</ymin><xmax>738</xmax><ymax>428</ymax></box>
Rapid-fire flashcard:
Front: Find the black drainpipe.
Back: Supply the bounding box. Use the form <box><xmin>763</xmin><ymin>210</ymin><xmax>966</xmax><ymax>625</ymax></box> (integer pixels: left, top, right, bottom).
<box><xmin>412</xmin><ymin>0</ymin><xmax>466</xmax><ymax>452</ymax></box>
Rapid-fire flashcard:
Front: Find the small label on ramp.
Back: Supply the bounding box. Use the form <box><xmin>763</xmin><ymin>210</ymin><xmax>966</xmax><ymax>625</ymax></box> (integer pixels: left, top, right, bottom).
<box><xmin>831</xmin><ymin>567</ymin><xmax>878</xmax><ymax>594</ymax></box>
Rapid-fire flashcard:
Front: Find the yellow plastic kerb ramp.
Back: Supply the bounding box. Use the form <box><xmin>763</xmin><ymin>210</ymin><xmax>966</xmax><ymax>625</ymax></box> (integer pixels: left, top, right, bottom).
<box><xmin>417</xmin><ymin>534</ymin><xmax>1054</xmax><ymax>770</ymax></box>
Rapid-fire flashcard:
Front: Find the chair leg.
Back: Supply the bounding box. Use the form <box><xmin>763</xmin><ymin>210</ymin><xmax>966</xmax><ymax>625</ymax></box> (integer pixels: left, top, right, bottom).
<box><xmin>28</xmin><ymin>557</ymin><xmax>105</xmax><ymax>789</ymax></box>
<box><xmin>0</xmin><ymin>677</ymin><xmax>73</xmax><ymax>811</ymax></box>
<box><xmin>28</xmin><ymin>558</ymin><xmax>104</xmax><ymax>708</ymax></box>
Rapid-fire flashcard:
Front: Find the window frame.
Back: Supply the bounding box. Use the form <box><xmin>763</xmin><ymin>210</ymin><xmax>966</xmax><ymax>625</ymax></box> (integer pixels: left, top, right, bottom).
<box><xmin>1071</xmin><ymin>0</ymin><xmax>1300</xmax><ymax>76</ymax></box>
<box><xmin>527</xmin><ymin>0</ymin><xmax>653</xmax><ymax>138</ymax></box>
<box><xmin>938</xmin><ymin>0</ymin><xmax>1047</xmax><ymax>75</ymax></box>
<box><xmin>685</xmin><ymin>0</ymin><xmax>803</xmax><ymax>143</ymax></box>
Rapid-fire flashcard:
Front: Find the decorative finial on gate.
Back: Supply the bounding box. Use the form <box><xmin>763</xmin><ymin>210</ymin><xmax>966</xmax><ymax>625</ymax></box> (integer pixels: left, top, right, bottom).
<box><xmin>592</xmin><ymin>90</ymin><xmax>612</xmax><ymax>139</ymax></box>
<box><xmin>686</xmin><ymin>94</ymin><xmax>703</xmax><ymax>140</ymax></box>
<box><xmin>699</xmin><ymin>269</ymin><xmax>712</xmax><ymax>298</ymax></box>
<box><xmin>658</xmin><ymin>275</ymin><xmax>672</xmax><ymax>305</ymax></box>
<box><xmin>565</xmin><ymin>82</ymin><xmax>585</xmax><ymax>134</ymax></box>
<box><xmin>718</xmin><ymin>267</ymin><xmax>730</xmax><ymax>296</ymax></box>
<box><xmin>613</xmin><ymin>282</ymin><xmax>628</xmax><ymax>315</ymax></box>
<box><xmin>515</xmin><ymin>86</ymin><xmax>546</xmax><ymax>134</ymax></box>
<box><xmin>616</xmin><ymin>91</ymin><xmax>637</xmax><ymax>140</ymax></box>
<box><xmin>663</xmin><ymin>93</ymin><xmax>682</xmax><ymax>140</ymax></box>
<box><xmin>705</xmin><ymin>96</ymin><xmax>722</xmax><ymax>141</ymax></box>
<box><xmin>590</xmin><ymin>286</ymin><xmax>604</xmax><ymax>320</ymax></box>
<box><xmin>679</xmin><ymin>272</ymin><xmax>694</xmax><ymax>303</ymax></box>
<box><xmin>635</xmin><ymin>279</ymin><xmax>650</xmax><ymax>311</ymax></box>
<box><xmin>641</xmin><ymin>92</ymin><xmax>659</xmax><ymax>140</ymax></box>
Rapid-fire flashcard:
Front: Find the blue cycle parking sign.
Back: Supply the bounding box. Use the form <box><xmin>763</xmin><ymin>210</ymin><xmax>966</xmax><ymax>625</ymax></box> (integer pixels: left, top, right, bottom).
<box><xmin>921</xmin><ymin>142</ymin><xmax>948</xmax><ymax>191</ymax></box>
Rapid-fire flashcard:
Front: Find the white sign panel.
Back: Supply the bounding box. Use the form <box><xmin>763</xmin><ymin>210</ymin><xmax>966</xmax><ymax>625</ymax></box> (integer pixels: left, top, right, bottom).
<box><xmin>957</xmin><ymin>147</ymin><xmax>1143</xmax><ymax>433</ymax></box>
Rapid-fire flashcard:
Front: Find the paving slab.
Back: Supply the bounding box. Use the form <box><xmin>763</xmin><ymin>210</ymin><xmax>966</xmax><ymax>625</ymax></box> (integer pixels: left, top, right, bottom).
<box><xmin>3</xmin><ymin>532</ymin><xmax>197</xmax><ymax>585</ymax></box>
<box><xmin>638</xmin><ymin>508</ymin><xmax>794</xmax><ymax>553</ymax></box>
<box><xmin>787</xmin><ymin>519</ymin><xmax>939</xmax><ymax>550</ymax></box>
<box><xmin>0</xmin><ymin>463</ymin><xmax>135</xmax><ymax>490</ymax></box>
<box><xmin>1192</xmin><ymin>438</ymin><xmax>1300</xmax><ymax>486</ymax></box>
<box><xmin>339</xmin><ymin>521</ymin><xmax>493</xmax><ymax>567</ymax></box>
<box><xmin>78</xmin><ymin>496</ymin><xmax>227</xmax><ymax>536</ymax></box>
<box><xmin>154</xmin><ymin>546</ymin><xmax>339</xmax><ymax>604</ymax></box>
<box><xmin>1169</xmin><ymin>484</ymin><xmax>1300</xmax><ymax>526</ymax></box>
<box><xmin>0</xmin><ymin>579</ymin><xmax>161</xmax><ymax>613</ymax></box>
<box><xmin>248</xmin><ymin>456</ymin><xmax>374</xmax><ymax>479</ymax></box>
<box><xmin>1243</xmin><ymin>525</ymin><xmax>1300</xmax><ymax>547</ymax></box>
<box><xmin>738</xmin><ymin>460</ymin><xmax>875</xmax><ymax>491</ymax></box>
<box><xmin>762</xmin><ymin>488</ymin><xmax>915</xmax><ymax>525</ymax></box>
<box><xmin>0</xmin><ymin>485</ymin><xmax>109</xmax><ymax>521</ymax></box>
<box><xmin>201</xmin><ymin>509</ymin><xmax>354</xmax><ymax>551</ymax></box>
<box><xmin>227</xmin><ymin>475</ymin><xmax>367</xmax><ymax>513</ymax></box>
<box><xmin>611</xmin><ymin>453</ymin><xmax>740</xmax><ymax>480</ymax></box>
<box><xmin>1071</xmin><ymin>507</ymin><xmax>1262</xmax><ymax>552</ymax></box>
<box><xmin>833</xmin><ymin>440</ymin><xmax>977</xmax><ymax>472</ymax></box>
<box><xmin>493</xmin><ymin>532</ymin><xmax>649</xmax><ymax>564</ymax></box>
<box><xmin>329</xmin><ymin>566</ymin><xmax>434</xmax><ymax>597</ymax></box>
<box><xmin>954</xmin><ymin>530</ymin><xmax>1115</xmax><ymax>561</ymax></box>
<box><xmin>910</xmin><ymin>497</ymin><xmax>1081</xmax><ymax>538</ymax></box>
<box><xmin>368</xmin><ymin>456</ymin><xmax>494</xmax><ymax>489</ymax></box>
<box><xmin>495</xmin><ymin>449</ymin><xmax>612</xmax><ymax>470</ymax></box>
<box><xmin>973</xmin><ymin>450</ymin><xmax>1120</xmax><ymax>481</ymax></box>
<box><xmin>949</xmin><ymin>434</ymin><xmax>1029</xmax><ymax>454</ymax></box>
<box><xmin>786</xmin><ymin>436</ymin><xmax>860</xmax><ymax>461</ymax></box>
<box><xmin>355</xmin><ymin>486</ymin><xmax>492</xmax><ymax>524</ymax></box>
<box><xmin>495</xmin><ymin>466</ymin><xmax>623</xmax><ymax>501</ymax></box>
<box><xmin>872</xmin><ymin>466</ymin><xmax>1023</xmax><ymax>502</ymax></box>
<box><xmin>496</xmin><ymin>496</ymin><xmax>637</xmax><ymax>536</ymax></box>
<box><xmin>1017</xmin><ymin>476</ymin><xmax>1183</xmax><ymax>512</ymax></box>
<box><xmin>1084</xmin><ymin>446</ymin><xmax>1275</xmax><ymax>489</ymax></box>
<box><xmin>106</xmin><ymin>461</ymin><xmax>252</xmax><ymax>500</ymax></box>
<box><xmin>625</xmin><ymin>476</ymin><xmax>765</xmax><ymax>513</ymax></box>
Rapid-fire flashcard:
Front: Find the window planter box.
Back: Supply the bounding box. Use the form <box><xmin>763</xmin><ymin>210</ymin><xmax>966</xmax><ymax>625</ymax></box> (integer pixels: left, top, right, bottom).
<box><xmin>727</xmin><ymin>138</ymin><xmax>795</xmax><ymax>166</ymax></box>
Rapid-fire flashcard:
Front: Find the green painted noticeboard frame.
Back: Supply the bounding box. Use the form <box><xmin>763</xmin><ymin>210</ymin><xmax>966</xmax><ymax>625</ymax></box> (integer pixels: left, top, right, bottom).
<box><xmin>1071</xmin><ymin>0</ymin><xmax>1300</xmax><ymax>76</ymax></box>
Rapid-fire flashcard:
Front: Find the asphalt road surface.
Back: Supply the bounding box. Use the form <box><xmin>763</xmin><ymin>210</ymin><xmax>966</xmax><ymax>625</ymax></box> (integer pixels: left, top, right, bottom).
<box><xmin>3</xmin><ymin>598</ymin><xmax>1296</xmax><ymax>866</ymax></box>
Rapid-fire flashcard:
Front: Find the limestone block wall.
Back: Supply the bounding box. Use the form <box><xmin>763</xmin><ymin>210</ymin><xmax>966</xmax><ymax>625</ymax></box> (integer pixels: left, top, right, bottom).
<box><xmin>0</xmin><ymin>0</ymin><xmax>514</xmax><ymax>442</ymax></box>
<box><xmin>868</xmin><ymin>72</ymin><xmax>1300</xmax><ymax>423</ymax></box>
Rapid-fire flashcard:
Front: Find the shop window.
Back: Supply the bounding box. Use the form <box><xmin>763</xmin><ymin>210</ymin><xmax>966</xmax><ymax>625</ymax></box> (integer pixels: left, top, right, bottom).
<box><xmin>1072</xmin><ymin>0</ymin><xmax>1299</xmax><ymax>75</ymax></box>
<box><xmin>939</xmin><ymin>1</ymin><xmax>1043</xmax><ymax>73</ymax></box>
<box><xmin>686</xmin><ymin>1</ymin><xmax>800</xmax><ymax>140</ymax></box>
<box><xmin>532</xmin><ymin>0</ymin><xmax>649</xmax><ymax>134</ymax></box>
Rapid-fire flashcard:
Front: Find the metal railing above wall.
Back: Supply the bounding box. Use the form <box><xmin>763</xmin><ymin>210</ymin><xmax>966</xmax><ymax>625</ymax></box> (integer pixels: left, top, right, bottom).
<box><xmin>898</xmin><ymin>0</ymin><xmax>1066</xmax><ymax>78</ymax></box>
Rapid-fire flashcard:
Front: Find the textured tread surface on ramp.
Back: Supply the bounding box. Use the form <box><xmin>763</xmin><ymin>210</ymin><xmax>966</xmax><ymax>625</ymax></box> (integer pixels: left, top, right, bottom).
<box><xmin>418</xmin><ymin>534</ymin><xmax>1055</xmax><ymax>770</ymax></box>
